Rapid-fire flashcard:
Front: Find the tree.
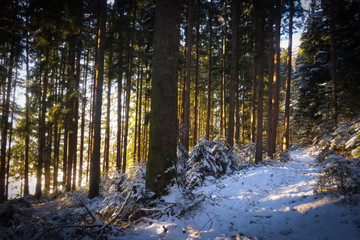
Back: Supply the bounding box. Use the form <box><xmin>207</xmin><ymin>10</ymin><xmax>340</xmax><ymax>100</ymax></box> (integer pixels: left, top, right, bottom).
<box><xmin>206</xmin><ymin>0</ymin><xmax>213</xmax><ymax>141</ymax></box>
<box><xmin>282</xmin><ymin>0</ymin><xmax>294</xmax><ymax>152</ymax></box>
<box><xmin>88</xmin><ymin>0</ymin><xmax>107</xmax><ymax>199</ymax></box>
<box><xmin>146</xmin><ymin>0</ymin><xmax>180</xmax><ymax>196</ymax></box>
<box><xmin>227</xmin><ymin>0</ymin><xmax>238</xmax><ymax>146</ymax></box>
<box><xmin>254</xmin><ymin>0</ymin><xmax>266</xmax><ymax>164</ymax></box>
<box><xmin>182</xmin><ymin>0</ymin><xmax>194</xmax><ymax>151</ymax></box>
<box><xmin>268</xmin><ymin>0</ymin><xmax>281</xmax><ymax>158</ymax></box>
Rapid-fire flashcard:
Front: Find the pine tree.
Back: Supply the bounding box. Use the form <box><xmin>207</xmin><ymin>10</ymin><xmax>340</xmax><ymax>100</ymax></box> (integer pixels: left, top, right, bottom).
<box><xmin>146</xmin><ymin>0</ymin><xmax>180</xmax><ymax>196</ymax></box>
<box><xmin>88</xmin><ymin>0</ymin><xmax>107</xmax><ymax>199</ymax></box>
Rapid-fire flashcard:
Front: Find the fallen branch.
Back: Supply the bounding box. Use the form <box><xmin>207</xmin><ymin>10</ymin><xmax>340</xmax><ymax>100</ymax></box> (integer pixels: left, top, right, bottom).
<box><xmin>178</xmin><ymin>195</ymin><xmax>206</xmax><ymax>216</ymax></box>
<box><xmin>95</xmin><ymin>190</ymin><xmax>132</xmax><ymax>240</ymax></box>
<box><xmin>82</xmin><ymin>201</ymin><xmax>102</xmax><ymax>225</ymax></box>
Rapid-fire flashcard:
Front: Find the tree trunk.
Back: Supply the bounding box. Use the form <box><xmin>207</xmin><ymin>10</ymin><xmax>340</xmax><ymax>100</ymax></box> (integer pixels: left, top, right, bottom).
<box><xmin>104</xmin><ymin>66</ymin><xmax>112</xmax><ymax>173</ymax></box>
<box><xmin>122</xmin><ymin>4</ymin><xmax>136</xmax><ymax>173</ymax></box>
<box><xmin>269</xmin><ymin>0</ymin><xmax>281</xmax><ymax>156</ymax></box>
<box><xmin>0</xmin><ymin>43</ymin><xmax>14</xmax><ymax>202</ymax></box>
<box><xmin>255</xmin><ymin>0</ymin><xmax>266</xmax><ymax>164</ymax></box>
<box><xmin>182</xmin><ymin>0</ymin><xmax>193</xmax><ymax>151</ymax></box>
<box><xmin>137</xmin><ymin>67</ymin><xmax>143</xmax><ymax>162</ymax></box>
<box><xmin>24</xmin><ymin>36</ymin><xmax>30</xmax><ymax>196</ymax></box>
<box><xmin>193</xmin><ymin>1</ymin><xmax>200</xmax><ymax>147</ymax></box>
<box><xmin>330</xmin><ymin>1</ymin><xmax>337</xmax><ymax>125</ymax></box>
<box><xmin>6</xmin><ymin>70</ymin><xmax>17</xmax><ymax>199</ymax></box>
<box><xmin>282</xmin><ymin>0</ymin><xmax>293</xmax><ymax>152</ymax></box>
<box><xmin>35</xmin><ymin>45</ymin><xmax>50</xmax><ymax>199</ymax></box>
<box><xmin>88</xmin><ymin>0</ymin><xmax>107</xmax><ymax>199</ymax></box>
<box><xmin>267</xmin><ymin>0</ymin><xmax>275</xmax><ymax>157</ymax></box>
<box><xmin>251</xmin><ymin>43</ymin><xmax>258</xmax><ymax>142</ymax></box>
<box><xmin>134</xmin><ymin>59</ymin><xmax>141</xmax><ymax>162</ymax></box>
<box><xmin>146</xmin><ymin>0</ymin><xmax>180</xmax><ymax>196</ymax></box>
<box><xmin>206</xmin><ymin>9</ymin><xmax>213</xmax><ymax>141</ymax></box>
<box><xmin>79</xmin><ymin>48</ymin><xmax>90</xmax><ymax>187</ymax></box>
<box><xmin>227</xmin><ymin>0</ymin><xmax>238</xmax><ymax>146</ymax></box>
<box><xmin>116</xmin><ymin>72</ymin><xmax>123</xmax><ymax>170</ymax></box>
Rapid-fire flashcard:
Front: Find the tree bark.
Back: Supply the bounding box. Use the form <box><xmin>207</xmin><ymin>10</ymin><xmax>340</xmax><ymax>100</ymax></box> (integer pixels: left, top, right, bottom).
<box><xmin>227</xmin><ymin>0</ymin><xmax>238</xmax><ymax>146</ymax></box>
<box><xmin>146</xmin><ymin>0</ymin><xmax>180</xmax><ymax>196</ymax></box>
<box><xmin>35</xmin><ymin>45</ymin><xmax>49</xmax><ymax>199</ymax></box>
<box><xmin>193</xmin><ymin>0</ymin><xmax>200</xmax><ymax>147</ymax></box>
<box><xmin>267</xmin><ymin>0</ymin><xmax>275</xmax><ymax>157</ymax></box>
<box><xmin>88</xmin><ymin>0</ymin><xmax>107</xmax><ymax>199</ymax></box>
<box><xmin>330</xmin><ymin>1</ymin><xmax>337</xmax><ymax>125</ymax></box>
<box><xmin>182</xmin><ymin>0</ymin><xmax>193</xmax><ymax>151</ymax></box>
<box><xmin>0</xmin><ymin>43</ymin><xmax>15</xmax><ymax>202</ymax></box>
<box><xmin>269</xmin><ymin>0</ymin><xmax>281</xmax><ymax>156</ymax></box>
<box><xmin>282</xmin><ymin>0</ymin><xmax>293</xmax><ymax>152</ymax></box>
<box><xmin>206</xmin><ymin>6</ymin><xmax>213</xmax><ymax>141</ymax></box>
<box><xmin>255</xmin><ymin>0</ymin><xmax>266</xmax><ymax>164</ymax></box>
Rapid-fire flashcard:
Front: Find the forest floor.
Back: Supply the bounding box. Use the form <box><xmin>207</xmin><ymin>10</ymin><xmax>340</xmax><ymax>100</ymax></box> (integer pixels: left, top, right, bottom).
<box><xmin>1</xmin><ymin>147</ymin><xmax>360</xmax><ymax>239</ymax></box>
<box><xmin>124</xmin><ymin>147</ymin><xmax>360</xmax><ymax>239</ymax></box>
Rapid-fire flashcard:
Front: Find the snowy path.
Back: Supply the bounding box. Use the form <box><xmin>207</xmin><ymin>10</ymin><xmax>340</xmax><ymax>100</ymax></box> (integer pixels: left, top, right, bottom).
<box><xmin>128</xmin><ymin>148</ymin><xmax>360</xmax><ymax>239</ymax></box>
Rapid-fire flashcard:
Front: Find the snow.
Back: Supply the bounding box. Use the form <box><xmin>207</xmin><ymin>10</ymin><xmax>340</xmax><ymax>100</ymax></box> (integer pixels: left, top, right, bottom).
<box><xmin>124</xmin><ymin>148</ymin><xmax>360</xmax><ymax>239</ymax></box>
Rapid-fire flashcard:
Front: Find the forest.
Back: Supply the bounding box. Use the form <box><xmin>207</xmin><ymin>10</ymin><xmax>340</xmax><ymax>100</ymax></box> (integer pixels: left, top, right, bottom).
<box><xmin>1</xmin><ymin>0</ymin><xmax>360</xmax><ymax>239</ymax></box>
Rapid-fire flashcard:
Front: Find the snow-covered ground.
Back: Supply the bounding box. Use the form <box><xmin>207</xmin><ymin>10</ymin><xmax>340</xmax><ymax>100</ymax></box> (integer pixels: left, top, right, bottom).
<box><xmin>126</xmin><ymin>148</ymin><xmax>360</xmax><ymax>239</ymax></box>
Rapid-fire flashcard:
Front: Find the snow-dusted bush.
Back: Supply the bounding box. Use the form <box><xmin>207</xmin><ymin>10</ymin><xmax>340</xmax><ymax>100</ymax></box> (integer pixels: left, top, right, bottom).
<box><xmin>235</xmin><ymin>142</ymin><xmax>256</xmax><ymax>164</ymax></box>
<box><xmin>185</xmin><ymin>139</ymin><xmax>239</xmax><ymax>189</ymax></box>
<box><xmin>100</xmin><ymin>164</ymin><xmax>147</xmax><ymax>202</ymax></box>
<box><xmin>315</xmin><ymin>116</ymin><xmax>360</xmax><ymax>161</ymax></box>
<box><xmin>280</xmin><ymin>150</ymin><xmax>292</xmax><ymax>162</ymax></box>
<box><xmin>316</xmin><ymin>154</ymin><xmax>360</xmax><ymax>198</ymax></box>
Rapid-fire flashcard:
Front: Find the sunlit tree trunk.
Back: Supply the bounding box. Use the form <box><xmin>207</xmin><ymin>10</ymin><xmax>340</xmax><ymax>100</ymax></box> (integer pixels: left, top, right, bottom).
<box><xmin>330</xmin><ymin>1</ymin><xmax>338</xmax><ymax>125</ymax></box>
<box><xmin>122</xmin><ymin>3</ymin><xmax>136</xmax><ymax>173</ymax></box>
<box><xmin>182</xmin><ymin>0</ymin><xmax>193</xmax><ymax>151</ymax></box>
<box><xmin>193</xmin><ymin>2</ymin><xmax>200</xmax><ymax>147</ymax></box>
<box><xmin>255</xmin><ymin>0</ymin><xmax>266</xmax><ymax>164</ymax></box>
<box><xmin>79</xmin><ymin>48</ymin><xmax>89</xmax><ymax>187</ymax></box>
<box><xmin>227</xmin><ymin>0</ymin><xmax>238</xmax><ymax>146</ymax></box>
<box><xmin>282</xmin><ymin>0</ymin><xmax>293</xmax><ymax>152</ymax></box>
<box><xmin>269</xmin><ymin>0</ymin><xmax>281</xmax><ymax>156</ymax></box>
<box><xmin>267</xmin><ymin>0</ymin><xmax>275</xmax><ymax>157</ymax></box>
<box><xmin>206</xmin><ymin>5</ymin><xmax>213</xmax><ymax>140</ymax></box>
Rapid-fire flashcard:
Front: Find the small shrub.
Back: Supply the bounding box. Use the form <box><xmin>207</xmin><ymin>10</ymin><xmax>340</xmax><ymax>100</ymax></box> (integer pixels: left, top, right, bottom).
<box><xmin>185</xmin><ymin>139</ymin><xmax>239</xmax><ymax>189</ymax></box>
<box><xmin>316</xmin><ymin>154</ymin><xmax>360</xmax><ymax>198</ymax></box>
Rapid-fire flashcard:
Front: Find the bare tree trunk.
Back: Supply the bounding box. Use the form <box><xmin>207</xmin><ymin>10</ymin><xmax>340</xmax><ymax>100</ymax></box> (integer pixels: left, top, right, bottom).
<box><xmin>24</xmin><ymin>36</ymin><xmax>30</xmax><ymax>196</ymax></box>
<box><xmin>116</xmin><ymin>73</ymin><xmax>123</xmax><ymax>170</ymax></box>
<box><xmin>227</xmin><ymin>0</ymin><xmax>238</xmax><ymax>146</ymax></box>
<box><xmin>282</xmin><ymin>0</ymin><xmax>293</xmax><ymax>152</ymax></box>
<box><xmin>270</xmin><ymin>0</ymin><xmax>281</xmax><ymax>156</ymax></box>
<box><xmin>251</xmin><ymin>42</ymin><xmax>258</xmax><ymax>143</ymax></box>
<box><xmin>134</xmin><ymin>59</ymin><xmax>141</xmax><ymax>162</ymax></box>
<box><xmin>267</xmin><ymin>0</ymin><xmax>275</xmax><ymax>157</ymax></box>
<box><xmin>6</xmin><ymin>70</ymin><xmax>17</xmax><ymax>199</ymax></box>
<box><xmin>35</xmin><ymin>45</ymin><xmax>49</xmax><ymax>199</ymax></box>
<box><xmin>79</xmin><ymin>48</ymin><xmax>89</xmax><ymax>187</ymax></box>
<box><xmin>330</xmin><ymin>1</ymin><xmax>338</xmax><ymax>125</ymax></box>
<box><xmin>137</xmin><ymin>67</ymin><xmax>143</xmax><ymax>162</ymax></box>
<box><xmin>182</xmin><ymin>0</ymin><xmax>193</xmax><ymax>151</ymax></box>
<box><xmin>146</xmin><ymin>0</ymin><xmax>180</xmax><ymax>196</ymax></box>
<box><xmin>255</xmin><ymin>0</ymin><xmax>265</xmax><ymax>164</ymax></box>
<box><xmin>206</xmin><ymin>8</ymin><xmax>213</xmax><ymax>140</ymax></box>
<box><xmin>104</xmin><ymin>66</ymin><xmax>112</xmax><ymax>173</ymax></box>
<box><xmin>88</xmin><ymin>0</ymin><xmax>107</xmax><ymax>199</ymax></box>
<box><xmin>0</xmin><ymin>43</ymin><xmax>14</xmax><ymax>202</ymax></box>
<box><xmin>193</xmin><ymin>0</ymin><xmax>200</xmax><ymax>147</ymax></box>
<box><xmin>122</xmin><ymin>4</ymin><xmax>136</xmax><ymax>173</ymax></box>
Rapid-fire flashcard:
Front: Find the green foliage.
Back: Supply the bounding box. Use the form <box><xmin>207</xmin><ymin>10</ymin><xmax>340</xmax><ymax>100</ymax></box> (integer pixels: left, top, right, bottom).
<box><xmin>293</xmin><ymin>0</ymin><xmax>360</xmax><ymax>143</ymax></box>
